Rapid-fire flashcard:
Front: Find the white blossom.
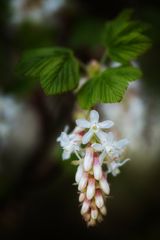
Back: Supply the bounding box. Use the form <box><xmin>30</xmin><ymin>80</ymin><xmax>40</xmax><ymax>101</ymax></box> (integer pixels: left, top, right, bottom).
<box><xmin>107</xmin><ymin>159</ymin><xmax>130</xmax><ymax>176</ymax></box>
<box><xmin>92</xmin><ymin>132</ymin><xmax>129</xmax><ymax>160</ymax></box>
<box><xmin>76</xmin><ymin>110</ymin><xmax>114</xmax><ymax>144</ymax></box>
<box><xmin>57</xmin><ymin>132</ymin><xmax>81</xmax><ymax>160</ymax></box>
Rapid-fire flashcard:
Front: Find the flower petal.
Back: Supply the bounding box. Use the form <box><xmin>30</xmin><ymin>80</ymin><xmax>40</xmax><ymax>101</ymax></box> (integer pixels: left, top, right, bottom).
<box><xmin>98</xmin><ymin>120</ymin><xmax>114</xmax><ymax>129</ymax></box>
<box><xmin>104</xmin><ymin>132</ymin><xmax>114</xmax><ymax>144</ymax></box>
<box><xmin>96</xmin><ymin>130</ymin><xmax>107</xmax><ymax>143</ymax></box>
<box><xmin>99</xmin><ymin>150</ymin><xmax>107</xmax><ymax>164</ymax></box>
<box><xmin>62</xmin><ymin>150</ymin><xmax>71</xmax><ymax>160</ymax></box>
<box><xmin>60</xmin><ymin>132</ymin><xmax>70</xmax><ymax>147</ymax></box>
<box><xmin>116</xmin><ymin>139</ymin><xmax>129</xmax><ymax>149</ymax></box>
<box><xmin>82</xmin><ymin>129</ymin><xmax>94</xmax><ymax>144</ymax></box>
<box><xmin>76</xmin><ymin>119</ymin><xmax>91</xmax><ymax>128</ymax></box>
<box><xmin>90</xmin><ymin>110</ymin><xmax>99</xmax><ymax>123</ymax></box>
<box><xmin>92</xmin><ymin>143</ymin><xmax>103</xmax><ymax>152</ymax></box>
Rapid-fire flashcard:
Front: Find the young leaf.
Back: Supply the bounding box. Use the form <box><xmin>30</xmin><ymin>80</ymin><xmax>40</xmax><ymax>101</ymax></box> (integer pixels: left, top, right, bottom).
<box><xmin>17</xmin><ymin>47</ymin><xmax>79</xmax><ymax>95</ymax></box>
<box><xmin>103</xmin><ymin>10</ymin><xmax>151</xmax><ymax>63</ymax></box>
<box><xmin>78</xmin><ymin>66</ymin><xmax>142</xmax><ymax>109</ymax></box>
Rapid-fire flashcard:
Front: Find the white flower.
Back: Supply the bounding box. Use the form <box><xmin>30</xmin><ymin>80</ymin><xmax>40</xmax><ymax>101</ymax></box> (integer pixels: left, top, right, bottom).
<box><xmin>107</xmin><ymin>159</ymin><xmax>130</xmax><ymax>176</ymax></box>
<box><xmin>57</xmin><ymin>132</ymin><xmax>81</xmax><ymax>160</ymax></box>
<box><xmin>76</xmin><ymin>110</ymin><xmax>114</xmax><ymax>144</ymax></box>
<box><xmin>92</xmin><ymin>132</ymin><xmax>129</xmax><ymax>160</ymax></box>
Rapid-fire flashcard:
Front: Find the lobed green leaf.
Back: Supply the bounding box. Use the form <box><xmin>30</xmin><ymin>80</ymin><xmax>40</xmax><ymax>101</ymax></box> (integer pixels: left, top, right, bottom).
<box><xmin>17</xmin><ymin>47</ymin><xmax>79</xmax><ymax>95</ymax></box>
<box><xmin>103</xmin><ymin>9</ymin><xmax>151</xmax><ymax>63</ymax></box>
<box><xmin>78</xmin><ymin>66</ymin><xmax>142</xmax><ymax>109</ymax></box>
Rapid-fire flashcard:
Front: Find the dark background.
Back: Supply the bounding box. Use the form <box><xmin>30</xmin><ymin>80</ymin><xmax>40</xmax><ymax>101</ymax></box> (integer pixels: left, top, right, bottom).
<box><xmin>0</xmin><ymin>0</ymin><xmax>160</xmax><ymax>239</ymax></box>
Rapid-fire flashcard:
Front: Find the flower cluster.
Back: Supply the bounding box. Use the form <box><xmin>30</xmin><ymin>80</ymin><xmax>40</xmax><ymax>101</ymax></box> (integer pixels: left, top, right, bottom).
<box><xmin>57</xmin><ymin>110</ymin><xmax>129</xmax><ymax>226</ymax></box>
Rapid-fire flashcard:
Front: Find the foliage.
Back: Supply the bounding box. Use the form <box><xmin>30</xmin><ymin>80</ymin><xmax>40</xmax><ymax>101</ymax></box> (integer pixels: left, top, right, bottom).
<box><xmin>78</xmin><ymin>66</ymin><xmax>142</xmax><ymax>108</ymax></box>
<box><xmin>17</xmin><ymin>9</ymin><xmax>151</xmax><ymax>108</ymax></box>
<box><xmin>102</xmin><ymin>9</ymin><xmax>151</xmax><ymax>63</ymax></box>
<box><xmin>17</xmin><ymin>48</ymin><xmax>79</xmax><ymax>95</ymax></box>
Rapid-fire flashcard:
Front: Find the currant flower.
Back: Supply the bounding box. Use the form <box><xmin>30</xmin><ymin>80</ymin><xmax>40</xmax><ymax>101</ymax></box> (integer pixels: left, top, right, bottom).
<box><xmin>107</xmin><ymin>159</ymin><xmax>130</xmax><ymax>176</ymax></box>
<box><xmin>57</xmin><ymin>132</ymin><xmax>81</xmax><ymax>160</ymax></box>
<box><xmin>57</xmin><ymin>109</ymin><xmax>130</xmax><ymax>227</ymax></box>
<box><xmin>76</xmin><ymin>110</ymin><xmax>114</xmax><ymax>144</ymax></box>
<box><xmin>92</xmin><ymin>132</ymin><xmax>129</xmax><ymax>160</ymax></box>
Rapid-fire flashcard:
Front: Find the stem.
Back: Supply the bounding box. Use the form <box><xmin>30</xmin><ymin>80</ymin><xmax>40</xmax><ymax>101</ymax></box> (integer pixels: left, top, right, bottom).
<box><xmin>75</xmin><ymin>150</ymin><xmax>82</xmax><ymax>161</ymax></box>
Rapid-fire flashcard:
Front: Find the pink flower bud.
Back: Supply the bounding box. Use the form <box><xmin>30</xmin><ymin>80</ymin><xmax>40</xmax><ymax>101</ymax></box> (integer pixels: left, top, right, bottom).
<box><xmin>86</xmin><ymin>178</ymin><xmax>95</xmax><ymax>200</ymax></box>
<box><xmin>87</xmin><ymin>218</ymin><xmax>96</xmax><ymax>227</ymax></box>
<box><xmin>81</xmin><ymin>199</ymin><xmax>90</xmax><ymax>215</ymax></box>
<box><xmin>84</xmin><ymin>147</ymin><xmax>93</xmax><ymax>171</ymax></box>
<box><xmin>75</xmin><ymin>164</ymin><xmax>83</xmax><ymax>183</ymax></box>
<box><xmin>83</xmin><ymin>213</ymin><xmax>90</xmax><ymax>222</ymax></box>
<box><xmin>93</xmin><ymin>157</ymin><xmax>102</xmax><ymax>180</ymax></box>
<box><xmin>79</xmin><ymin>192</ymin><xmax>85</xmax><ymax>202</ymax></box>
<box><xmin>99</xmin><ymin>175</ymin><xmax>110</xmax><ymax>195</ymax></box>
<box><xmin>78</xmin><ymin>173</ymin><xmax>88</xmax><ymax>191</ymax></box>
<box><xmin>100</xmin><ymin>206</ymin><xmax>107</xmax><ymax>216</ymax></box>
<box><xmin>91</xmin><ymin>208</ymin><xmax>98</xmax><ymax>220</ymax></box>
<box><xmin>95</xmin><ymin>189</ymin><xmax>104</xmax><ymax>208</ymax></box>
<box><xmin>97</xmin><ymin>214</ymin><xmax>103</xmax><ymax>223</ymax></box>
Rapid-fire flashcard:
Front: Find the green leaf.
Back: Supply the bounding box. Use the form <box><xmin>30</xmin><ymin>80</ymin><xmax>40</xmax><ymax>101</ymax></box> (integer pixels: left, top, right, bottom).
<box><xmin>17</xmin><ymin>47</ymin><xmax>79</xmax><ymax>95</ymax></box>
<box><xmin>103</xmin><ymin>9</ymin><xmax>151</xmax><ymax>63</ymax></box>
<box><xmin>78</xmin><ymin>66</ymin><xmax>142</xmax><ymax>109</ymax></box>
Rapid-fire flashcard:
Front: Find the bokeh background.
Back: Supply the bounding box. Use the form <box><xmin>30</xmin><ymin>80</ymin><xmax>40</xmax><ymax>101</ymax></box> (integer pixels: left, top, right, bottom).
<box><xmin>0</xmin><ymin>0</ymin><xmax>160</xmax><ymax>239</ymax></box>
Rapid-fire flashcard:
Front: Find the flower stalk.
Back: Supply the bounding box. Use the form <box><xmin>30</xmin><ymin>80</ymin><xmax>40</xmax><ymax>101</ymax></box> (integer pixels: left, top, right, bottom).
<box><xmin>57</xmin><ymin>110</ymin><xmax>129</xmax><ymax>226</ymax></box>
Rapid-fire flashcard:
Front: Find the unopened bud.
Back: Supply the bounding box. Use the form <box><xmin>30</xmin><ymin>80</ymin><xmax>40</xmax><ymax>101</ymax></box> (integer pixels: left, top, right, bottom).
<box><xmin>81</xmin><ymin>199</ymin><xmax>90</xmax><ymax>215</ymax></box>
<box><xmin>97</xmin><ymin>214</ymin><xmax>103</xmax><ymax>223</ymax></box>
<box><xmin>86</xmin><ymin>178</ymin><xmax>95</xmax><ymax>200</ymax></box>
<box><xmin>99</xmin><ymin>176</ymin><xmax>110</xmax><ymax>195</ymax></box>
<box><xmin>95</xmin><ymin>190</ymin><xmax>104</xmax><ymax>208</ymax></box>
<box><xmin>75</xmin><ymin>164</ymin><xmax>83</xmax><ymax>183</ymax></box>
<box><xmin>79</xmin><ymin>192</ymin><xmax>85</xmax><ymax>202</ymax></box>
<box><xmin>84</xmin><ymin>147</ymin><xmax>93</xmax><ymax>171</ymax></box>
<box><xmin>87</xmin><ymin>218</ymin><xmax>96</xmax><ymax>227</ymax></box>
<box><xmin>93</xmin><ymin>157</ymin><xmax>102</xmax><ymax>180</ymax></box>
<box><xmin>78</xmin><ymin>173</ymin><xmax>88</xmax><ymax>191</ymax></box>
<box><xmin>100</xmin><ymin>206</ymin><xmax>107</xmax><ymax>216</ymax></box>
<box><xmin>91</xmin><ymin>208</ymin><xmax>98</xmax><ymax>220</ymax></box>
<box><xmin>83</xmin><ymin>213</ymin><xmax>90</xmax><ymax>222</ymax></box>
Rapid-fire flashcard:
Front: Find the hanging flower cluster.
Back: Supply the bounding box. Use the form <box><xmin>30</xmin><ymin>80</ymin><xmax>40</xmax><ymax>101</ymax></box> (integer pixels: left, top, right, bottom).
<box><xmin>57</xmin><ymin>110</ymin><xmax>129</xmax><ymax>227</ymax></box>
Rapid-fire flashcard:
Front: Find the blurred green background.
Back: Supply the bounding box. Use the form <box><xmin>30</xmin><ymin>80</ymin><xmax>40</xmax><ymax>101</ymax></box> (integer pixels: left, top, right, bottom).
<box><xmin>0</xmin><ymin>0</ymin><xmax>160</xmax><ymax>239</ymax></box>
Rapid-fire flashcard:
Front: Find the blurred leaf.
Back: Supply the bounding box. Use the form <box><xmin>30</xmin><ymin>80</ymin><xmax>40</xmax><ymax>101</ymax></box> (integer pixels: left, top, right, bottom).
<box><xmin>78</xmin><ymin>66</ymin><xmax>142</xmax><ymax>109</ymax></box>
<box><xmin>103</xmin><ymin>9</ymin><xmax>151</xmax><ymax>63</ymax></box>
<box><xmin>17</xmin><ymin>47</ymin><xmax>79</xmax><ymax>95</ymax></box>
